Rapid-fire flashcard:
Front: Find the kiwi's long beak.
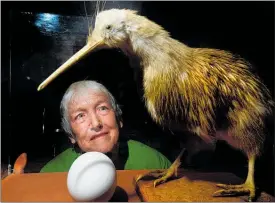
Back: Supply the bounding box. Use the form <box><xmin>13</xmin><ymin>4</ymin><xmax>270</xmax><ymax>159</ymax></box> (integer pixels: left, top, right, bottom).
<box><xmin>37</xmin><ymin>40</ymin><xmax>105</xmax><ymax>91</ymax></box>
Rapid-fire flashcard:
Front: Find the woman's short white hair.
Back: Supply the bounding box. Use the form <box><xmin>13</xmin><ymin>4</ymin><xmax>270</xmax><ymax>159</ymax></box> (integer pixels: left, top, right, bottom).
<box><xmin>60</xmin><ymin>80</ymin><xmax>123</xmax><ymax>139</ymax></box>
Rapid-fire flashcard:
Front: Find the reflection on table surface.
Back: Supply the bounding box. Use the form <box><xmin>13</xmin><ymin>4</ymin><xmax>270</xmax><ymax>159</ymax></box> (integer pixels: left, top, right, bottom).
<box><xmin>1</xmin><ymin>169</ymin><xmax>147</xmax><ymax>202</ymax></box>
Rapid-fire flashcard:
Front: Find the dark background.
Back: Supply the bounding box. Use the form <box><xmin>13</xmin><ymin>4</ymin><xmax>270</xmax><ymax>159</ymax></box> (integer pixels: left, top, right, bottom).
<box><xmin>1</xmin><ymin>1</ymin><xmax>274</xmax><ymax>196</ymax></box>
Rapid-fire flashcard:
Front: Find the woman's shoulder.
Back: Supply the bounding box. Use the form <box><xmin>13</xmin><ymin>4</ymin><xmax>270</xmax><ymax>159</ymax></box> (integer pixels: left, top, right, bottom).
<box><xmin>127</xmin><ymin>139</ymin><xmax>158</xmax><ymax>152</ymax></box>
<box><xmin>125</xmin><ymin>139</ymin><xmax>171</xmax><ymax>170</ymax></box>
<box><xmin>40</xmin><ymin>148</ymin><xmax>80</xmax><ymax>173</ymax></box>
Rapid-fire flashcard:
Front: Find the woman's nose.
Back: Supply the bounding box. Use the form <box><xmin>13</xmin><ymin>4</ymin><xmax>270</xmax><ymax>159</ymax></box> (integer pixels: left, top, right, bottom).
<box><xmin>89</xmin><ymin>113</ymin><xmax>103</xmax><ymax>131</ymax></box>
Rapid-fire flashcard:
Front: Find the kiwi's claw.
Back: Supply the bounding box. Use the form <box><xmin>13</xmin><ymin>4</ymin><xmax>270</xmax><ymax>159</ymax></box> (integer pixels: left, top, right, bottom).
<box><xmin>213</xmin><ymin>183</ymin><xmax>255</xmax><ymax>202</ymax></box>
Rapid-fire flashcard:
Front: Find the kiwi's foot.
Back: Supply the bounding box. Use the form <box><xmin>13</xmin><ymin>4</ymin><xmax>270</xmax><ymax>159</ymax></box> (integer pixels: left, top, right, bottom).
<box><xmin>135</xmin><ymin>166</ymin><xmax>179</xmax><ymax>188</ymax></box>
<box><xmin>213</xmin><ymin>183</ymin><xmax>256</xmax><ymax>202</ymax></box>
<box><xmin>135</xmin><ymin>148</ymin><xmax>185</xmax><ymax>188</ymax></box>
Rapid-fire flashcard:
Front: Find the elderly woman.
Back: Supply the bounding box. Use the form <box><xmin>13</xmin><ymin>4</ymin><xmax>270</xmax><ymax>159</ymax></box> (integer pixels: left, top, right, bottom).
<box><xmin>40</xmin><ymin>80</ymin><xmax>171</xmax><ymax>172</ymax></box>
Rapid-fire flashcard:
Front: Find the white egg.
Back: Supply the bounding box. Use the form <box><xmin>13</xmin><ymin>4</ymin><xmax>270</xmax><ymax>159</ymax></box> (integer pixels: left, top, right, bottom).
<box><xmin>67</xmin><ymin>152</ymin><xmax>117</xmax><ymax>202</ymax></box>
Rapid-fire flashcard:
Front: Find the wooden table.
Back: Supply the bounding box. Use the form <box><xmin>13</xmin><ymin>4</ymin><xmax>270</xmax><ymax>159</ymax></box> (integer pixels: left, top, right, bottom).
<box><xmin>2</xmin><ymin>169</ymin><xmax>274</xmax><ymax>202</ymax></box>
<box><xmin>135</xmin><ymin>169</ymin><xmax>275</xmax><ymax>202</ymax></box>
<box><xmin>1</xmin><ymin>169</ymin><xmax>146</xmax><ymax>202</ymax></box>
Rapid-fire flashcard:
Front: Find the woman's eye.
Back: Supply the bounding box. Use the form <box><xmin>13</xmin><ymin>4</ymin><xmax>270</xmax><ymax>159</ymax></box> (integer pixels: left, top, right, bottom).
<box><xmin>97</xmin><ymin>106</ymin><xmax>110</xmax><ymax>115</ymax></box>
<box><xmin>75</xmin><ymin>113</ymin><xmax>85</xmax><ymax>120</ymax></box>
<box><xmin>98</xmin><ymin>106</ymin><xmax>109</xmax><ymax>111</ymax></box>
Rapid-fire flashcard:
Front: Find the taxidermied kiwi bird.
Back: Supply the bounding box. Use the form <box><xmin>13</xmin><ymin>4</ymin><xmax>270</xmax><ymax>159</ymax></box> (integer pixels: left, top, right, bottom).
<box><xmin>37</xmin><ymin>9</ymin><xmax>273</xmax><ymax>201</ymax></box>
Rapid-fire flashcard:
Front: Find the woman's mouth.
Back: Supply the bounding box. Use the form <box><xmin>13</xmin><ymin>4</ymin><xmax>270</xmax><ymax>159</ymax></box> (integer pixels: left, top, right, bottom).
<box><xmin>90</xmin><ymin>132</ymin><xmax>108</xmax><ymax>140</ymax></box>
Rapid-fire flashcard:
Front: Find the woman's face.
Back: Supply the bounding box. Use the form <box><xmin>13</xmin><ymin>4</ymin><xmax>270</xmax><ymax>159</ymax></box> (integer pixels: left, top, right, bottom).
<box><xmin>68</xmin><ymin>90</ymin><xmax>120</xmax><ymax>153</ymax></box>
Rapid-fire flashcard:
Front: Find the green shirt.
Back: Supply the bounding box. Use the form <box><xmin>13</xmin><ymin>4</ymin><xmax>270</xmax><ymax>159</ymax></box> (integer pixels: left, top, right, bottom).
<box><xmin>40</xmin><ymin>139</ymin><xmax>171</xmax><ymax>173</ymax></box>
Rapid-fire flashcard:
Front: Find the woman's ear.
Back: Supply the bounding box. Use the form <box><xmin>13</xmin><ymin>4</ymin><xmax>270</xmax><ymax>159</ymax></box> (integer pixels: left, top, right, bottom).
<box><xmin>70</xmin><ymin>137</ymin><xmax>76</xmax><ymax>144</ymax></box>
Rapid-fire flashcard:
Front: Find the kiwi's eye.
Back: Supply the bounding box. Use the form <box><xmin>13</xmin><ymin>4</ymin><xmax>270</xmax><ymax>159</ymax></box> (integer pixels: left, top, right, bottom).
<box><xmin>106</xmin><ymin>25</ymin><xmax>112</xmax><ymax>30</ymax></box>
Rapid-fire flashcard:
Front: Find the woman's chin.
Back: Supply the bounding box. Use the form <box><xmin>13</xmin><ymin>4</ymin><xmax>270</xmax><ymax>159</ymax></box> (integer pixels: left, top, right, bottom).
<box><xmin>81</xmin><ymin>136</ymin><xmax>117</xmax><ymax>154</ymax></box>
